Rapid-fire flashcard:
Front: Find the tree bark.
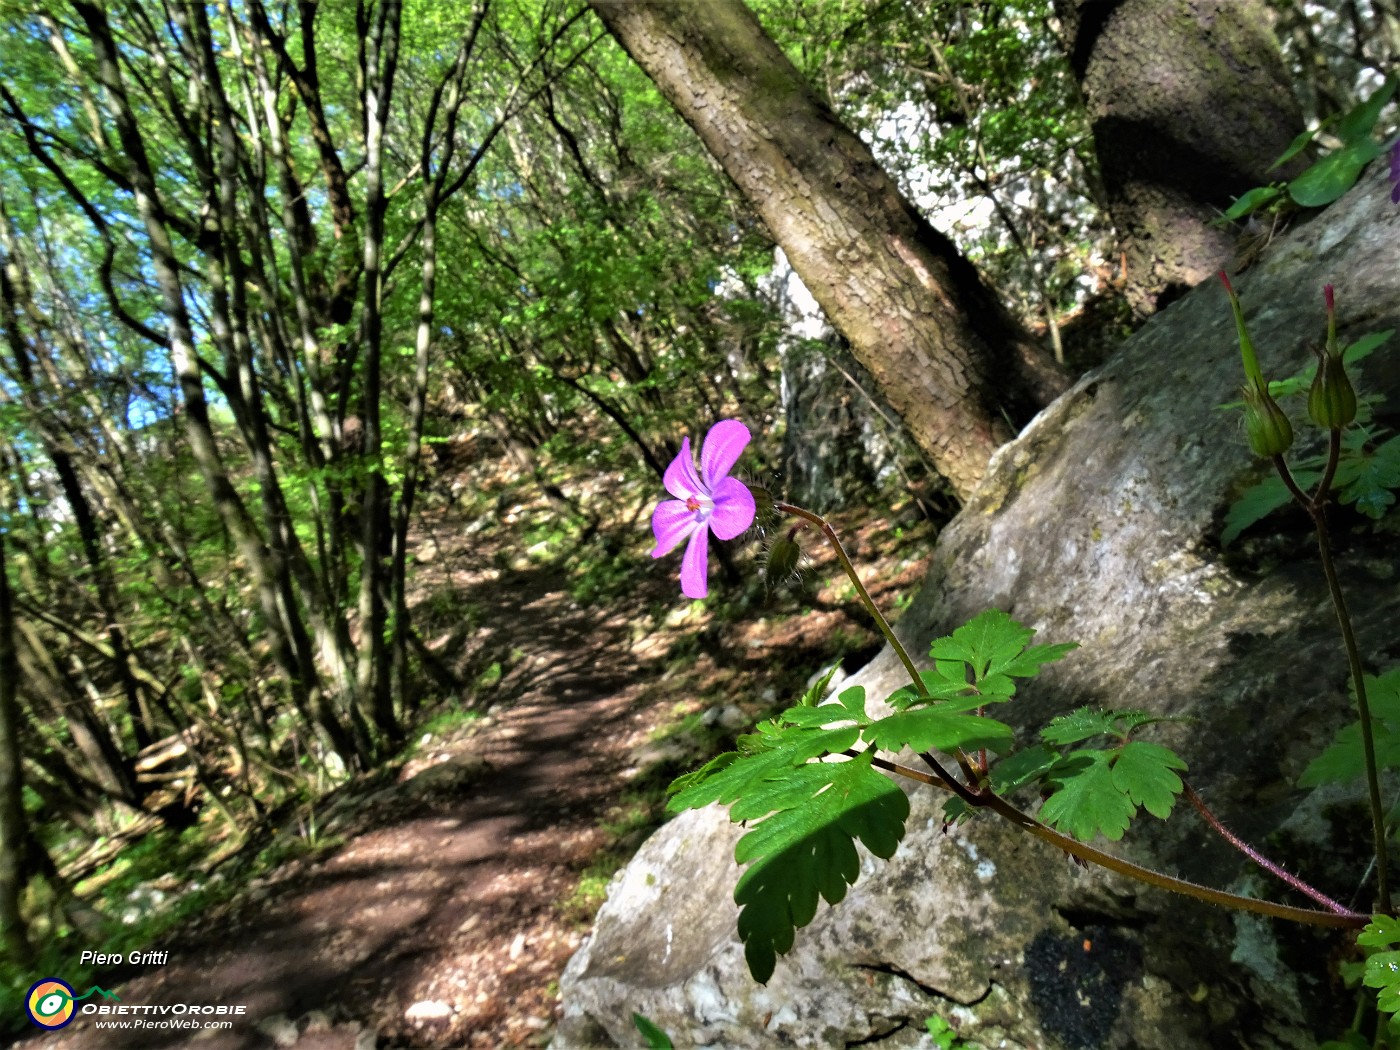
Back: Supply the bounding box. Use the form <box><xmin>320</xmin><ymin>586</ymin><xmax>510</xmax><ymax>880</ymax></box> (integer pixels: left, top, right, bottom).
<box><xmin>589</xmin><ymin>0</ymin><xmax>1067</xmax><ymax>501</ymax></box>
<box><xmin>1053</xmin><ymin>0</ymin><xmax>1305</xmax><ymax>314</ymax></box>
<box><xmin>0</xmin><ymin>520</ymin><xmax>34</xmax><ymax>965</ymax></box>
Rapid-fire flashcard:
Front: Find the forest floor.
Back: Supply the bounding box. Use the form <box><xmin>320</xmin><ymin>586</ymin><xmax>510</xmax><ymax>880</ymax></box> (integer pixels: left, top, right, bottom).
<box><xmin>23</xmin><ymin>446</ymin><xmax>937</xmax><ymax>1050</ymax></box>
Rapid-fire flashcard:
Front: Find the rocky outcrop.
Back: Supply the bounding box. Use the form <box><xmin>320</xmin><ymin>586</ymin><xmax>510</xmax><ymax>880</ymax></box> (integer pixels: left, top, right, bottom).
<box><xmin>556</xmin><ymin>168</ymin><xmax>1400</xmax><ymax>1048</ymax></box>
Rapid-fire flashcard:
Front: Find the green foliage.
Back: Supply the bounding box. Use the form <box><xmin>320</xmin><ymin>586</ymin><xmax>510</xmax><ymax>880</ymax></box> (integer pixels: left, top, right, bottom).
<box><xmin>1299</xmin><ymin>669</ymin><xmax>1400</xmax><ymax>790</ymax></box>
<box><xmin>669</xmin><ymin>610</ymin><xmax>1078</xmax><ymax>981</ymax></box>
<box><xmin>632</xmin><ymin>1013</ymin><xmax>674</xmax><ymax>1050</ymax></box>
<box><xmin>732</xmin><ymin>753</ymin><xmax>909</xmax><ymax>982</ymax></box>
<box><xmin>1359</xmin><ymin>916</ymin><xmax>1400</xmax><ymax>1039</ymax></box>
<box><xmin>1221</xmin><ymin>328</ymin><xmax>1397</xmax><ymax>545</ymax></box>
<box><xmin>924</xmin><ymin>1012</ymin><xmax>970</xmax><ymax>1049</ymax></box>
<box><xmin>1010</xmin><ymin>708</ymin><xmax>1188</xmax><ymax>843</ymax></box>
<box><xmin>1222</xmin><ymin>76</ymin><xmax>1398</xmax><ymax>220</ymax></box>
<box><xmin>1223</xmin><ymin>424</ymin><xmax>1400</xmax><ymax>544</ymax></box>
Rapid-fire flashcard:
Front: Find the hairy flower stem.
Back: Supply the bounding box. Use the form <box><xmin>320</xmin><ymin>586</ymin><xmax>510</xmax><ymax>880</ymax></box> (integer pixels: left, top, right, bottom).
<box><xmin>1273</xmin><ymin>435</ymin><xmax>1391</xmax><ymax>912</ymax></box>
<box><xmin>1183</xmin><ymin>782</ymin><xmax>1352</xmax><ymax>914</ymax></box>
<box><xmin>867</xmin><ymin>754</ymin><xmax>1366</xmax><ymax>929</ymax></box>
<box><xmin>772</xmin><ymin>502</ymin><xmax>927</xmax><ymax>697</ymax></box>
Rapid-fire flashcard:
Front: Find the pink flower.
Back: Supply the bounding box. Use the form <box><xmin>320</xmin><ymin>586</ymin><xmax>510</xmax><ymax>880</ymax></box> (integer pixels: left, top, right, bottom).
<box><xmin>651</xmin><ymin>420</ymin><xmax>756</xmax><ymax>599</ymax></box>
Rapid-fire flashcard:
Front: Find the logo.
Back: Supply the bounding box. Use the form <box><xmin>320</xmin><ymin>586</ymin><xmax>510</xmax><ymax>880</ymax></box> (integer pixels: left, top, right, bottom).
<box><xmin>26</xmin><ymin>979</ymin><xmax>76</xmax><ymax>1030</ymax></box>
<box><xmin>25</xmin><ymin>979</ymin><xmax>120</xmax><ymax>1030</ymax></box>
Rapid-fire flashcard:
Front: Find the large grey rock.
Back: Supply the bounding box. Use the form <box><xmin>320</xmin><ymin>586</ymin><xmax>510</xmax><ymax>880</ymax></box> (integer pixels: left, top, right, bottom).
<box><xmin>557</xmin><ymin>168</ymin><xmax>1400</xmax><ymax>1049</ymax></box>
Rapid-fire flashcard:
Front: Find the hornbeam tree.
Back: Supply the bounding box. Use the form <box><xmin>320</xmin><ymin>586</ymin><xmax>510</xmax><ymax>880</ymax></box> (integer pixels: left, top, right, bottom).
<box><xmin>589</xmin><ymin>0</ymin><xmax>1068</xmax><ymax>500</ymax></box>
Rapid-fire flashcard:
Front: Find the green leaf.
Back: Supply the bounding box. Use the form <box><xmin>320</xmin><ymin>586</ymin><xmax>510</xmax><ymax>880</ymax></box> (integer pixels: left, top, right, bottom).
<box><xmin>732</xmin><ymin>754</ymin><xmax>909</xmax><ymax>982</ymax></box>
<box><xmin>1358</xmin><ymin>914</ymin><xmax>1400</xmax><ymax>949</ymax></box>
<box><xmin>1336</xmin><ymin>76</ymin><xmax>1398</xmax><ymax>145</ymax></box>
<box><xmin>994</xmin><ymin>640</ymin><xmax>1079</xmax><ymax>679</ymax></box>
<box><xmin>1041</xmin><ymin>707</ymin><xmax>1120</xmax><ymax>746</ymax></box>
<box><xmin>1341</xmin><ymin>329</ymin><xmax>1394</xmax><ymax>368</ymax></box>
<box><xmin>632</xmin><ymin>1013</ymin><xmax>673</xmax><ymax>1050</ymax></box>
<box><xmin>666</xmin><ymin>724</ymin><xmax>860</xmax><ymax>814</ymax></box>
<box><xmin>1364</xmin><ymin>951</ymin><xmax>1400</xmax><ymax>1014</ymax></box>
<box><xmin>1368</xmin><ymin>669</ymin><xmax>1400</xmax><ymax>723</ymax></box>
<box><xmin>1111</xmin><ymin>741</ymin><xmax>1187</xmax><ymax>819</ymax></box>
<box><xmin>1269</xmin><ymin>120</ymin><xmax>1331</xmax><ymax>171</ymax></box>
<box><xmin>864</xmin><ymin>708</ymin><xmax>1014</xmax><ymax>756</ymax></box>
<box><xmin>798</xmin><ymin>667</ymin><xmax>840</xmax><ymax>707</ymax></box>
<box><xmin>990</xmin><ymin>743</ymin><xmax>1060</xmax><ymax>794</ymax></box>
<box><xmin>1221</xmin><ymin>471</ymin><xmax>1318</xmax><ymax>547</ymax></box>
<box><xmin>1040</xmin><ymin>751</ymin><xmax>1136</xmax><ymax>842</ymax></box>
<box><xmin>1299</xmin><ymin>722</ymin><xmax>1400</xmax><ymax>787</ymax></box>
<box><xmin>1300</xmin><ymin>670</ymin><xmax>1400</xmax><ymax>787</ymax></box>
<box><xmin>1288</xmin><ymin>139</ymin><xmax>1384</xmax><ymax>208</ymax></box>
<box><xmin>942</xmin><ymin>796</ymin><xmax>973</xmax><ymax>826</ymax></box>
<box><xmin>1221</xmin><ymin>184</ymin><xmax>1284</xmax><ymax>221</ymax></box>
<box><xmin>1335</xmin><ymin>434</ymin><xmax>1400</xmax><ymax>519</ymax></box>
<box><xmin>928</xmin><ymin>609</ymin><xmax>1033</xmax><ymax>678</ymax></box>
<box><xmin>1317</xmin><ymin>1034</ymin><xmax>1369</xmax><ymax>1050</ymax></box>
<box><xmin>667</xmin><ymin>752</ymin><xmax>739</xmax><ymax>801</ymax></box>
<box><xmin>836</xmin><ymin>685</ymin><xmax>871</xmax><ymax>722</ymax></box>
<box><xmin>886</xmin><ymin>668</ymin><xmax>980</xmax><ymax>710</ymax></box>
<box><xmin>915</xmin><ymin>610</ymin><xmax>1075</xmax><ymax>706</ymax></box>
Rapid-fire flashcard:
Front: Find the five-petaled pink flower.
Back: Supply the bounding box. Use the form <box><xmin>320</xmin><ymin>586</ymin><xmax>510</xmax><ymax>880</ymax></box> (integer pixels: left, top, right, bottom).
<box><xmin>651</xmin><ymin>420</ymin><xmax>756</xmax><ymax>599</ymax></box>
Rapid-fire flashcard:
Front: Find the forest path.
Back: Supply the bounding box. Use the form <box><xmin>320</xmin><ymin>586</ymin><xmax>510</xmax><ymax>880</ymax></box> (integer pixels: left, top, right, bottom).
<box><xmin>26</xmin><ymin>467</ymin><xmax>931</xmax><ymax>1050</ymax></box>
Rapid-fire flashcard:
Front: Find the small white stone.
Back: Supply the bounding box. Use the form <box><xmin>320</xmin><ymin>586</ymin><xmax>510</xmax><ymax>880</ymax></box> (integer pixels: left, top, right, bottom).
<box><xmin>405</xmin><ymin>1000</ymin><xmax>454</xmax><ymax>1023</ymax></box>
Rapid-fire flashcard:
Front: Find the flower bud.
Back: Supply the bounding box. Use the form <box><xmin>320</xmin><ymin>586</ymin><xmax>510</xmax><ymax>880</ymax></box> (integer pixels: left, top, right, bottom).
<box><xmin>1243</xmin><ymin>381</ymin><xmax>1295</xmax><ymax>458</ymax></box>
<box><xmin>747</xmin><ymin>482</ymin><xmax>775</xmax><ymax>525</ymax></box>
<box><xmin>764</xmin><ymin>532</ymin><xmax>802</xmax><ymax>588</ymax></box>
<box><xmin>1221</xmin><ymin>272</ymin><xmax>1294</xmax><ymax>457</ymax></box>
<box><xmin>1308</xmin><ymin>354</ymin><xmax>1357</xmax><ymax>430</ymax></box>
<box><xmin>1307</xmin><ymin>283</ymin><xmax>1357</xmax><ymax>430</ymax></box>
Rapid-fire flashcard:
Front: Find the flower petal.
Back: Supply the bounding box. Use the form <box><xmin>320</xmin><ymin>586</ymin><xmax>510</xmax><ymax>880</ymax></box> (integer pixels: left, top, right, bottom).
<box><xmin>679</xmin><ymin>522</ymin><xmax>710</xmax><ymax>599</ymax></box>
<box><xmin>652</xmin><ymin>500</ymin><xmax>698</xmax><ymax>557</ymax></box>
<box><xmin>700</xmin><ymin>419</ymin><xmax>750</xmax><ymax>490</ymax></box>
<box><xmin>708</xmin><ymin>475</ymin><xmax>756</xmax><ymax>540</ymax></box>
<box><xmin>663</xmin><ymin>436</ymin><xmax>704</xmax><ymax>500</ymax></box>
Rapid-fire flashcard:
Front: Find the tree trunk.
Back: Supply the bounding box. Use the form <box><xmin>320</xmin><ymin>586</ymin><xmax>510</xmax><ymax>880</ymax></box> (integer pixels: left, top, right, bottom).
<box><xmin>1053</xmin><ymin>0</ymin><xmax>1305</xmax><ymax>314</ymax></box>
<box><xmin>589</xmin><ymin>0</ymin><xmax>1067</xmax><ymax>501</ymax></box>
<box><xmin>0</xmin><ymin>522</ymin><xmax>33</xmax><ymax>965</ymax></box>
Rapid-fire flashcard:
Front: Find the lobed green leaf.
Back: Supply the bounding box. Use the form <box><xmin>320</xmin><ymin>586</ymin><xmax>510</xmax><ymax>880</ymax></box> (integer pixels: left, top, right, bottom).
<box><xmin>1040</xmin><ymin>751</ymin><xmax>1135</xmax><ymax>842</ymax></box>
<box><xmin>1041</xmin><ymin>707</ymin><xmax>1120</xmax><ymax>746</ymax></box>
<box><xmin>731</xmin><ymin>754</ymin><xmax>909</xmax><ymax>982</ymax></box>
<box><xmin>864</xmin><ymin>708</ymin><xmax>1014</xmax><ymax>756</ymax></box>
<box><xmin>666</xmin><ymin>724</ymin><xmax>859</xmax><ymax>813</ymax></box>
<box><xmin>1111</xmin><ymin>741</ymin><xmax>1187</xmax><ymax>820</ymax></box>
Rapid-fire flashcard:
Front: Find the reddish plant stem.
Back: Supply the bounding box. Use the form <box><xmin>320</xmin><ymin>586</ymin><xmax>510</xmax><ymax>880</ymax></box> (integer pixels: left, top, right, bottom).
<box><xmin>867</xmin><ymin>755</ymin><xmax>1365</xmax><ymax>929</ymax></box>
<box><xmin>1184</xmin><ymin>782</ymin><xmax>1351</xmax><ymax>914</ymax></box>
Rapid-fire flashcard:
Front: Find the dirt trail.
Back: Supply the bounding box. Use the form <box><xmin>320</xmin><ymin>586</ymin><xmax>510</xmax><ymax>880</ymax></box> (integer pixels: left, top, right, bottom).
<box><xmin>24</xmin><ymin>482</ymin><xmax>930</xmax><ymax>1050</ymax></box>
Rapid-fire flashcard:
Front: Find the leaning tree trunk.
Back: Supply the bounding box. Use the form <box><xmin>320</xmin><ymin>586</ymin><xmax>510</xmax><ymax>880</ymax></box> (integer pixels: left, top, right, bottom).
<box><xmin>1054</xmin><ymin>0</ymin><xmax>1305</xmax><ymax>314</ymax></box>
<box><xmin>589</xmin><ymin>0</ymin><xmax>1067</xmax><ymax>501</ymax></box>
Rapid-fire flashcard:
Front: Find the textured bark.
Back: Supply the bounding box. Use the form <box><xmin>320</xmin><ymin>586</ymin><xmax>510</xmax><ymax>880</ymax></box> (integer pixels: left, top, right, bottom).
<box><xmin>590</xmin><ymin>0</ymin><xmax>1067</xmax><ymax>501</ymax></box>
<box><xmin>1055</xmin><ymin>0</ymin><xmax>1305</xmax><ymax>314</ymax></box>
<box><xmin>0</xmin><ymin>528</ymin><xmax>33</xmax><ymax>965</ymax></box>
